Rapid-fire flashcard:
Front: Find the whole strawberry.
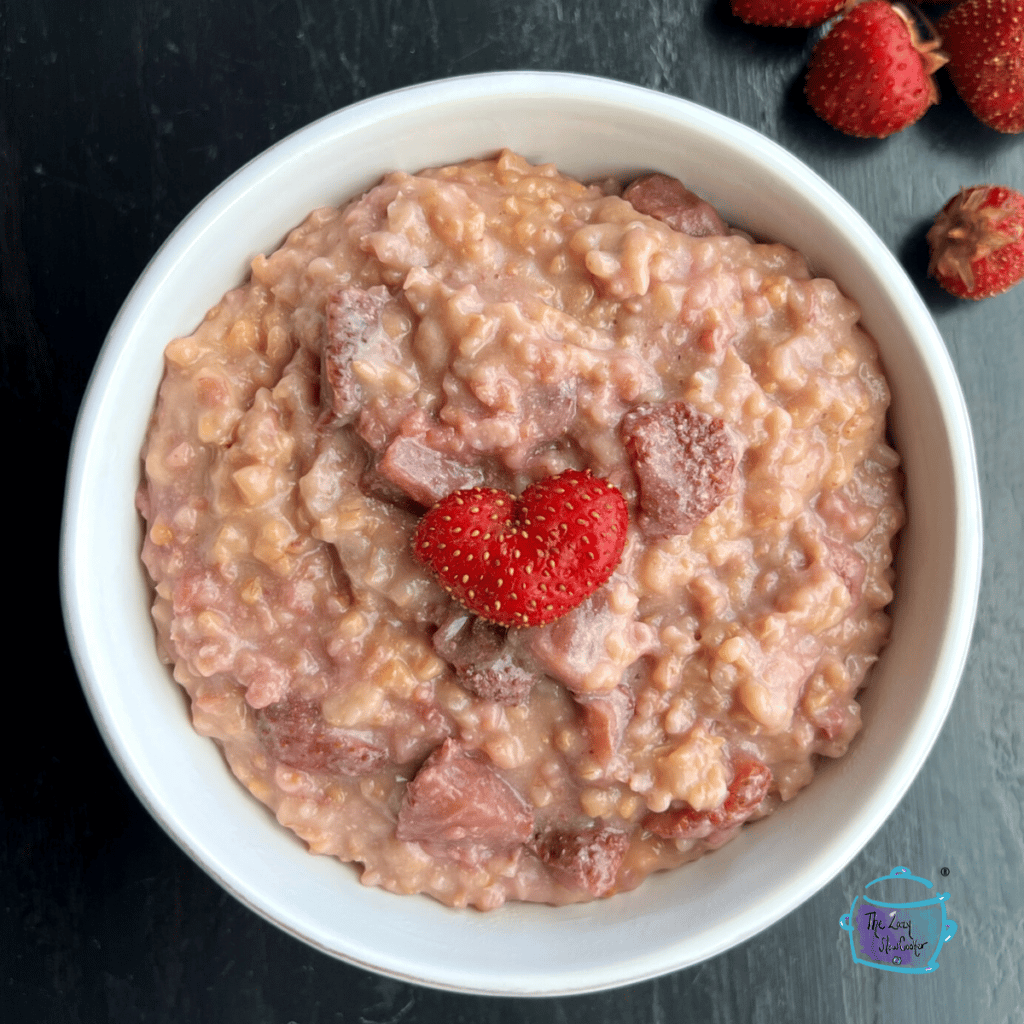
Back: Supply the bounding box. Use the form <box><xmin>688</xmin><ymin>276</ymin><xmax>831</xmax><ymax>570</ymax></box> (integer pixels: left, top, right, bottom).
<box><xmin>938</xmin><ymin>0</ymin><xmax>1024</xmax><ymax>133</ymax></box>
<box><xmin>927</xmin><ymin>185</ymin><xmax>1024</xmax><ymax>298</ymax></box>
<box><xmin>805</xmin><ymin>1</ymin><xmax>948</xmax><ymax>137</ymax></box>
<box><xmin>732</xmin><ymin>0</ymin><xmax>847</xmax><ymax>28</ymax></box>
<box><xmin>412</xmin><ymin>469</ymin><xmax>628</xmax><ymax>628</ymax></box>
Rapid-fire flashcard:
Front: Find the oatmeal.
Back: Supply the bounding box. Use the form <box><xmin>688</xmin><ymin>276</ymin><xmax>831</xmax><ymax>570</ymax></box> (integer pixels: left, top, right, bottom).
<box><xmin>137</xmin><ymin>150</ymin><xmax>902</xmax><ymax>909</ymax></box>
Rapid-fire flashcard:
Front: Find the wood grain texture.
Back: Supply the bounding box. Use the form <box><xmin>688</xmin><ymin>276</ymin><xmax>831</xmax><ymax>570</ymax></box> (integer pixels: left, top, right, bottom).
<box><xmin>3</xmin><ymin>0</ymin><xmax>1022</xmax><ymax>1020</ymax></box>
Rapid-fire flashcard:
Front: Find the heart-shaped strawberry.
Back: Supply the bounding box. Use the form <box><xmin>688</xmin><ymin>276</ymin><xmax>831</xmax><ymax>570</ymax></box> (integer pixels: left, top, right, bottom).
<box><xmin>412</xmin><ymin>469</ymin><xmax>628</xmax><ymax>628</ymax></box>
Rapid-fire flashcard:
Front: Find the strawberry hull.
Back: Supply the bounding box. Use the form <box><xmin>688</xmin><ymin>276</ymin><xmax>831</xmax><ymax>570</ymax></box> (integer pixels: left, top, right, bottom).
<box><xmin>928</xmin><ymin>185</ymin><xmax>1024</xmax><ymax>298</ymax></box>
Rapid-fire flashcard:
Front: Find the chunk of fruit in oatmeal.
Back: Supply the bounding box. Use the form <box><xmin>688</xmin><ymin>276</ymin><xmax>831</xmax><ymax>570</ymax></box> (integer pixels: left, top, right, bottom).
<box><xmin>321</xmin><ymin>285</ymin><xmax>403</xmax><ymax>422</ymax></box>
<box><xmin>622</xmin><ymin>401</ymin><xmax>737</xmax><ymax>537</ymax></box>
<box><xmin>518</xmin><ymin>592</ymin><xmax>658</xmax><ymax>695</ymax></box>
<box><xmin>577</xmin><ymin>684</ymin><xmax>636</xmax><ymax>766</ymax></box>
<box><xmin>396</xmin><ymin>738</ymin><xmax>534</xmax><ymax>855</ymax></box>
<box><xmin>623</xmin><ymin>173</ymin><xmax>728</xmax><ymax>237</ymax></box>
<box><xmin>376</xmin><ymin>431</ymin><xmax>487</xmax><ymax>508</ymax></box>
<box><xmin>643</xmin><ymin>759</ymin><xmax>772</xmax><ymax>841</ymax></box>
<box><xmin>256</xmin><ymin>699</ymin><xmax>389</xmax><ymax>776</ymax></box>
<box><xmin>533</xmin><ymin>824</ymin><xmax>630</xmax><ymax>897</ymax></box>
<box><xmin>431</xmin><ymin>610</ymin><xmax>539</xmax><ymax>705</ymax></box>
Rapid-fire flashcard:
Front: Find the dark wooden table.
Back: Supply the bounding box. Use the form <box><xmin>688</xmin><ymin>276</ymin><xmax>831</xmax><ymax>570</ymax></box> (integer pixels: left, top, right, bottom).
<box><xmin>4</xmin><ymin>1</ymin><xmax>1022</xmax><ymax>1020</ymax></box>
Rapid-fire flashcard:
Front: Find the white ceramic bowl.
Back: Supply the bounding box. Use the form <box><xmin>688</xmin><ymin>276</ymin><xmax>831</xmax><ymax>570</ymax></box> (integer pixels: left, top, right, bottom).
<box><xmin>61</xmin><ymin>72</ymin><xmax>982</xmax><ymax>996</ymax></box>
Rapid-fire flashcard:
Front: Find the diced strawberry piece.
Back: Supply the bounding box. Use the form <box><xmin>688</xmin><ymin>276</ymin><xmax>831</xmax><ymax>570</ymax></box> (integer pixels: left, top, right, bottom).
<box><xmin>432</xmin><ymin>610</ymin><xmax>538</xmax><ymax>705</ymax></box>
<box><xmin>623</xmin><ymin>174</ymin><xmax>727</xmax><ymax>237</ymax></box>
<box><xmin>643</xmin><ymin>759</ymin><xmax>772</xmax><ymax>841</ymax></box>
<box><xmin>396</xmin><ymin>739</ymin><xmax>534</xmax><ymax>854</ymax></box>
<box><xmin>256</xmin><ymin>699</ymin><xmax>388</xmax><ymax>776</ymax></box>
<box><xmin>577</xmin><ymin>684</ymin><xmax>636</xmax><ymax>765</ymax></box>
<box><xmin>321</xmin><ymin>285</ymin><xmax>401</xmax><ymax>423</ymax></box>
<box><xmin>534</xmin><ymin>824</ymin><xmax>630</xmax><ymax>897</ymax></box>
<box><xmin>721</xmin><ymin>760</ymin><xmax>773</xmax><ymax>818</ymax></box>
<box><xmin>519</xmin><ymin>593</ymin><xmax>657</xmax><ymax>696</ymax></box>
<box><xmin>621</xmin><ymin>401</ymin><xmax>737</xmax><ymax>537</ymax></box>
<box><xmin>376</xmin><ymin>433</ymin><xmax>486</xmax><ymax>507</ymax></box>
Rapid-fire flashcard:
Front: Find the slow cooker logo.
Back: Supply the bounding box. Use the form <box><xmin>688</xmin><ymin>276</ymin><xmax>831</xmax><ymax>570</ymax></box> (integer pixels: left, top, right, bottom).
<box><xmin>840</xmin><ymin>866</ymin><xmax>958</xmax><ymax>974</ymax></box>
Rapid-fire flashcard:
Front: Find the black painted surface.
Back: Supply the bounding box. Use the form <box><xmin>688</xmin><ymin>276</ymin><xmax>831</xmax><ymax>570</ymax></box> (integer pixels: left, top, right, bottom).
<box><xmin>3</xmin><ymin>1</ymin><xmax>1022</xmax><ymax>1020</ymax></box>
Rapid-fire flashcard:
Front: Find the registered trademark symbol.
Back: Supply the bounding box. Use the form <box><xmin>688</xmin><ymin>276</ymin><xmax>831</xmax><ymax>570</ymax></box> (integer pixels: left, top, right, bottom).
<box><xmin>940</xmin><ymin>866</ymin><xmax>950</xmax><ymax>877</ymax></box>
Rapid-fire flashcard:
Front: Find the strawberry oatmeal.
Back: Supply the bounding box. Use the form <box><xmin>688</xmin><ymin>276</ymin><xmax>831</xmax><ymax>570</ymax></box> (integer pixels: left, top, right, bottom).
<box><xmin>137</xmin><ymin>150</ymin><xmax>903</xmax><ymax>909</ymax></box>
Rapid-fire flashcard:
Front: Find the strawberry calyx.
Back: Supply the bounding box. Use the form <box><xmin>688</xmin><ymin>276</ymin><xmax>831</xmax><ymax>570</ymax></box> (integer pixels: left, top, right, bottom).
<box><xmin>892</xmin><ymin>2</ymin><xmax>950</xmax><ymax>87</ymax></box>
<box><xmin>876</xmin><ymin>2</ymin><xmax>950</xmax><ymax>105</ymax></box>
<box><xmin>927</xmin><ymin>185</ymin><xmax>1024</xmax><ymax>297</ymax></box>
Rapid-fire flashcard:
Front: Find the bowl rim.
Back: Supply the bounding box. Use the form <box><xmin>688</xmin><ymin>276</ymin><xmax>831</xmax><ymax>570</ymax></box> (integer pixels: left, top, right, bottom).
<box><xmin>60</xmin><ymin>70</ymin><xmax>983</xmax><ymax>995</ymax></box>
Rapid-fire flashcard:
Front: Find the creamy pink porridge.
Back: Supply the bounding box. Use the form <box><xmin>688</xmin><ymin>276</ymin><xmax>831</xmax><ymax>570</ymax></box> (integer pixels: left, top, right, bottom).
<box><xmin>137</xmin><ymin>150</ymin><xmax>902</xmax><ymax>909</ymax></box>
